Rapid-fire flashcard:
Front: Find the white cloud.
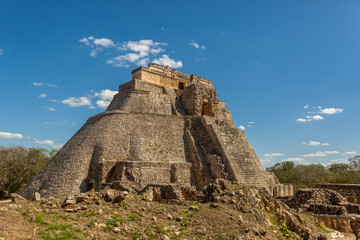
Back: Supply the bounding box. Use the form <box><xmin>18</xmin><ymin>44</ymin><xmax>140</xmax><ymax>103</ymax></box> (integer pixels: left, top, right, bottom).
<box><xmin>80</xmin><ymin>36</ymin><xmax>116</xmax><ymax>58</ymax></box>
<box><xmin>34</xmin><ymin>139</ymin><xmax>54</xmax><ymax>145</ymax></box>
<box><xmin>0</xmin><ymin>132</ymin><xmax>23</xmax><ymax>139</ymax></box>
<box><xmin>247</xmin><ymin>121</ymin><xmax>255</xmax><ymax>127</ymax></box>
<box><xmin>107</xmin><ymin>40</ymin><xmax>167</xmax><ymax>67</ymax></box>
<box><xmin>136</xmin><ymin>58</ymin><xmax>150</xmax><ymax>66</ymax></box>
<box><xmin>123</xmin><ymin>40</ymin><xmax>165</xmax><ymax>57</ymax></box>
<box><xmin>80</xmin><ymin>36</ymin><xmax>115</xmax><ymax>48</ymax></box>
<box><xmin>329</xmin><ymin>158</ymin><xmax>348</xmax><ymax>163</ymax></box>
<box><xmin>308</xmin><ymin>115</ymin><xmax>324</xmax><ymax>121</ymax></box>
<box><xmin>189</xmin><ymin>40</ymin><xmax>206</xmax><ymax>50</ymax></box>
<box><xmin>34</xmin><ymin>139</ymin><xmax>63</xmax><ymax>148</ymax></box>
<box><xmin>93</xmin><ymin>38</ymin><xmax>115</xmax><ymax>48</ymax></box>
<box><xmin>296</xmin><ymin>118</ymin><xmax>308</xmax><ymax>122</ymax></box>
<box><xmin>281</xmin><ymin>157</ymin><xmax>304</xmax><ymax>162</ymax></box>
<box><xmin>264</xmin><ymin>153</ymin><xmax>284</xmax><ymax>157</ymax></box>
<box><xmin>319</xmin><ymin>108</ymin><xmax>344</xmax><ymax>115</ymax></box>
<box><xmin>94</xmin><ymin>89</ymin><xmax>117</xmax><ymax>101</ymax></box>
<box><xmin>81</xmin><ymin>37</ymin><xmax>180</xmax><ymax>69</ymax></box>
<box><xmin>39</xmin><ymin>93</ymin><xmax>47</xmax><ymax>98</ymax></box>
<box><xmin>238</xmin><ymin>125</ymin><xmax>246</xmax><ymax>130</ymax></box>
<box><xmin>95</xmin><ymin>100</ymin><xmax>110</xmax><ymax>108</ymax></box>
<box><xmin>63</xmin><ymin>89</ymin><xmax>117</xmax><ymax>109</ymax></box>
<box><xmin>153</xmin><ymin>55</ymin><xmax>183</xmax><ymax>68</ymax></box>
<box><xmin>47</xmin><ymin>107</ymin><xmax>56</xmax><ymax>111</ymax></box>
<box><xmin>93</xmin><ymin>89</ymin><xmax>117</xmax><ymax>108</ymax></box>
<box><xmin>49</xmin><ymin>99</ymin><xmax>57</xmax><ymax>102</ymax></box>
<box><xmin>297</xmin><ymin>115</ymin><xmax>324</xmax><ymax>122</ymax></box>
<box><xmin>260</xmin><ymin>159</ymin><xmax>271</xmax><ymax>163</ymax></box>
<box><xmin>344</xmin><ymin>151</ymin><xmax>357</xmax><ymax>155</ymax></box>
<box><xmin>62</xmin><ymin>97</ymin><xmax>91</xmax><ymax>107</ymax></box>
<box><xmin>107</xmin><ymin>53</ymin><xmax>142</xmax><ymax>67</ymax></box>
<box><xmin>297</xmin><ymin>105</ymin><xmax>343</xmax><ymax>123</ymax></box>
<box><xmin>52</xmin><ymin>143</ymin><xmax>64</xmax><ymax>149</ymax></box>
<box><xmin>299</xmin><ymin>151</ymin><xmax>339</xmax><ymax>158</ymax></box>
<box><xmin>301</xmin><ymin>141</ymin><xmax>330</xmax><ymax>146</ymax></box>
<box><xmin>33</xmin><ymin>82</ymin><xmax>43</xmax><ymax>86</ymax></box>
<box><xmin>0</xmin><ymin>49</ymin><xmax>3</xmax><ymax>56</ymax></box>
<box><xmin>33</xmin><ymin>82</ymin><xmax>58</xmax><ymax>88</ymax></box>
<box><xmin>46</xmin><ymin>83</ymin><xmax>59</xmax><ymax>88</ymax></box>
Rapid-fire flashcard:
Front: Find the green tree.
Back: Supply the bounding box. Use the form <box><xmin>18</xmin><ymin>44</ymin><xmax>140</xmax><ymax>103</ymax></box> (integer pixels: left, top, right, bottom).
<box><xmin>327</xmin><ymin>163</ymin><xmax>357</xmax><ymax>183</ymax></box>
<box><xmin>267</xmin><ymin>160</ymin><xmax>360</xmax><ymax>192</ymax></box>
<box><xmin>0</xmin><ymin>146</ymin><xmax>54</xmax><ymax>197</ymax></box>
<box><xmin>266</xmin><ymin>161</ymin><xmax>296</xmax><ymax>184</ymax></box>
<box><xmin>348</xmin><ymin>155</ymin><xmax>360</xmax><ymax>182</ymax></box>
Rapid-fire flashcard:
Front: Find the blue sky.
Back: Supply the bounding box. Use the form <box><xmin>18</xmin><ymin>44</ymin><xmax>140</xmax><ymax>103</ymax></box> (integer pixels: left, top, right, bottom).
<box><xmin>1</xmin><ymin>0</ymin><xmax>359</xmax><ymax>167</ymax></box>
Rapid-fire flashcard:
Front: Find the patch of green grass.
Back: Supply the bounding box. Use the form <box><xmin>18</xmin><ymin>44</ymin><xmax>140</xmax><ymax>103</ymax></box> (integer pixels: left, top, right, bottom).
<box><xmin>182</xmin><ymin>217</ymin><xmax>190</xmax><ymax>227</ymax></box>
<box><xmin>105</xmin><ymin>213</ymin><xmax>126</xmax><ymax>231</ymax></box>
<box><xmin>187</xmin><ymin>213</ymin><xmax>194</xmax><ymax>218</ymax></box>
<box><xmin>144</xmin><ymin>227</ymin><xmax>155</xmax><ymax>238</ymax></box>
<box><xmin>79</xmin><ymin>209</ymin><xmax>98</xmax><ymax>217</ymax></box>
<box><xmin>47</xmin><ymin>223</ymin><xmax>73</xmax><ymax>231</ymax></box>
<box><xmin>132</xmin><ymin>231</ymin><xmax>141</xmax><ymax>239</ymax></box>
<box><xmin>88</xmin><ymin>219</ymin><xmax>96</xmax><ymax>228</ymax></box>
<box><xmin>191</xmin><ymin>202</ymin><xmax>202</xmax><ymax>212</ymax></box>
<box><xmin>154</xmin><ymin>224</ymin><xmax>171</xmax><ymax>235</ymax></box>
<box><xmin>35</xmin><ymin>215</ymin><xmax>45</xmax><ymax>225</ymax></box>
<box><xmin>316</xmin><ymin>223</ymin><xmax>331</xmax><ymax>233</ymax></box>
<box><xmin>128</xmin><ymin>214</ymin><xmax>140</xmax><ymax>221</ymax></box>
<box><xmin>118</xmin><ymin>201</ymin><xmax>128</xmax><ymax>208</ymax></box>
<box><xmin>105</xmin><ymin>220</ymin><xmax>114</xmax><ymax>231</ymax></box>
<box><xmin>266</xmin><ymin>211</ymin><xmax>280</xmax><ymax>226</ymax></box>
<box><xmin>279</xmin><ymin>224</ymin><xmax>290</xmax><ymax>236</ymax></box>
<box><xmin>38</xmin><ymin>223</ymin><xmax>84</xmax><ymax>240</ymax></box>
<box><xmin>21</xmin><ymin>211</ymin><xmax>32</xmax><ymax>221</ymax></box>
<box><xmin>52</xmin><ymin>214</ymin><xmax>69</xmax><ymax>221</ymax></box>
<box><xmin>112</xmin><ymin>213</ymin><xmax>126</xmax><ymax>223</ymax></box>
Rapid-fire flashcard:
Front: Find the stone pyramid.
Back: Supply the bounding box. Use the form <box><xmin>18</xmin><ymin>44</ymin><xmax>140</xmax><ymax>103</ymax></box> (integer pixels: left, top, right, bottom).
<box><xmin>21</xmin><ymin>63</ymin><xmax>292</xmax><ymax>199</ymax></box>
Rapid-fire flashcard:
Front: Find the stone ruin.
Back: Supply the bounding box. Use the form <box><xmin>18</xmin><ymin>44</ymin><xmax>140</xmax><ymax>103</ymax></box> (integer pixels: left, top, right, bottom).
<box><xmin>283</xmin><ymin>188</ymin><xmax>360</xmax><ymax>238</ymax></box>
<box><xmin>21</xmin><ymin>63</ymin><xmax>292</xmax><ymax>200</ymax></box>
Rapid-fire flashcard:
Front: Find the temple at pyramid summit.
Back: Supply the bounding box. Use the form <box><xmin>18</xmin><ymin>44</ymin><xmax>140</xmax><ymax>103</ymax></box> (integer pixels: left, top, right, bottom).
<box><xmin>21</xmin><ymin>63</ymin><xmax>292</xmax><ymax>200</ymax></box>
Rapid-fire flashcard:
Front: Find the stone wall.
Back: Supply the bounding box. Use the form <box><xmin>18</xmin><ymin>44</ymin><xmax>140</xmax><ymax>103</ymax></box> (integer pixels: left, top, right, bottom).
<box><xmin>315</xmin><ymin>215</ymin><xmax>353</xmax><ymax>234</ymax></box>
<box><xmin>272</xmin><ymin>184</ymin><xmax>293</xmax><ymax>197</ymax></box>
<box><xmin>107</xmin><ymin>89</ymin><xmax>173</xmax><ymax>115</ymax></box>
<box><xmin>316</xmin><ymin>184</ymin><xmax>360</xmax><ymax>204</ymax></box>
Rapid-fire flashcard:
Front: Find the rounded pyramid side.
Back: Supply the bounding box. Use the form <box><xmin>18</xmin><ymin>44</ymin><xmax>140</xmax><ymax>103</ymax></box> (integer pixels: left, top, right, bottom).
<box><xmin>20</xmin><ymin>111</ymin><xmax>188</xmax><ymax>199</ymax></box>
<box><xmin>20</xmin><ymin>115</ymin><xmax>103</xmax><ymax>199</ymax></box>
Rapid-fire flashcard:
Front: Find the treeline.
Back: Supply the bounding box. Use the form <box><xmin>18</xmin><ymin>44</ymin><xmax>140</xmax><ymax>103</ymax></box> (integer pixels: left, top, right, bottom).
<box><xmin>0</xmin><ymin>146</ymin><xmax>57</xmax><ymax>198</ymax></box>
<box><xmin>266</xmin><ymin>155</ymin><xmax>360</xmax><ymax>192</ymax></box>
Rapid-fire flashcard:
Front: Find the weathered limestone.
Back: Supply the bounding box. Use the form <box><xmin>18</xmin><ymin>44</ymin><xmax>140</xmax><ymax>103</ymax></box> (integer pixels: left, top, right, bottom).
<box><xmin>21</xmin><ymin>63</ymin><xmax>290</xmax><ymax>199</ymax></box>
<box><xmin>316</xmin><ymin>184</ymin><xmax>360</xmax><ymax>204</ymax></box>
<box><xmin>283</xmin><ymin>188</ymin><xmax>360</xmax><ymax>237</ymax></box>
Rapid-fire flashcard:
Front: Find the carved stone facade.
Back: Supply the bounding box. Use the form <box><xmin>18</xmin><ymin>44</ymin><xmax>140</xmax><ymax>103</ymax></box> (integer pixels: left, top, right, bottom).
<box><xmin>21</xmin><ymin>63</ymin><xmax>291</xmax><ymax>199</ymax></box>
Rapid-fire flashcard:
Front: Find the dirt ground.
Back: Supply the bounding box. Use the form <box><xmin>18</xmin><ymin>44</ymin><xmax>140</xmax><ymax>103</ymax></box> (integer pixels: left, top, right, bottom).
<box><xmin>0</xmin><ymin>184</ymin><xmax>341</xmax><ymax>240</ymax></box>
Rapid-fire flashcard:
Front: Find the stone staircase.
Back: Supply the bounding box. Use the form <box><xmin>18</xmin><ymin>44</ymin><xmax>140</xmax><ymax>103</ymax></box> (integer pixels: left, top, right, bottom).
<box><xmin>200</xmin><ymin>116</ymin><xmax>277</xmax><ymax>189</ymax></box>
